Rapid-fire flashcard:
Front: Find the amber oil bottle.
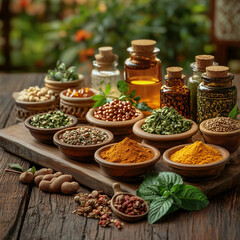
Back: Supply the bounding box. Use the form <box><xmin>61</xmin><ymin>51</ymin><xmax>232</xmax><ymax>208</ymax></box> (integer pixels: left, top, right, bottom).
<box><xmin>124</xmin><ymin>39</ymin><xmax>162</xmax><ymax>112</ymax></box>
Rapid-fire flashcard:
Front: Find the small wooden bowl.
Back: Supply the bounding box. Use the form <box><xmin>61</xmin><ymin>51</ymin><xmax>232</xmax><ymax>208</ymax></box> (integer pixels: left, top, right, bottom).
<box><xmin>60</xmin><ymin>88</ymin><xmax>99</xmax><ymax>123</ymax></box>
<box><xmin>13</xmin><ymin>92</ymin><xmax>56</xmax><ymax>121</ymax></box>
<box><xmin>163</xmin><ymin>144</ymin><xmax>230</xmax><ymax>181</ymax></box>
<box><xmin>53</xmin><ymin>126</ymin><xmax>114</xmax><ymax>161</ymax></box>
<box><xmin>86</xmin><ymin>108</ymin><xmax>144</xmax><ymax>135</ymax></box>
<box><xmin>200</xmin><ymin>119</ymin><xmax>240</xmax><ymax>153</ymax></box>
<box><xmin>133</xmin><ymin>118</ymin><xmax>198</xmax><ymax>152</ymax></box>
<box><xmin>44</xmin><ymin>75</ymin><xmax>84</xmax><ymax>107</ymax></box>
<box><xmin>94</xmin><ymin>142</ymin><xmax>160</xmax><ymax>180</ymax></box>
<box><xmin>110</xmin><ymin>183</ymin><xmax>149</xmax><ymax>222</ymax></box>
<box><xmin>25</xmin><ymin>113</ymin><xmax>77</xmax><ymax>144</ymax></box>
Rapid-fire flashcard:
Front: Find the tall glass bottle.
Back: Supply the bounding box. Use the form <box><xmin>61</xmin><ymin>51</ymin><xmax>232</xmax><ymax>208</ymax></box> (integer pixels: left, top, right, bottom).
<box><xmin>187</xmin><ymin>55</ymin><xmax>216</xmax><ymax>122</ymax></box>
<box><xmin>91</xmin><ymin>46</ymin><xmax>121</xmax><ymax>97</ymax></box>
<box><xmin>124</xmin><ymin>39</ymin><xmax>162</xmax><ymax>112</ymax></box>
<box><xmin>197</xmin><ymin>66</ymin><xmax>237</xmax><ymax>123</ymax></box>
<box><xmin>161</xmin><ymin>67</ymin><xmax>190</xmax><ymax>118</ymax></box>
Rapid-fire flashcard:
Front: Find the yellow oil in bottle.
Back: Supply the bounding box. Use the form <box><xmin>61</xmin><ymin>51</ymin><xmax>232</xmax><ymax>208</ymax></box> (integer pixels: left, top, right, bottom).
<box><xmin>124</xmin><ymin>40</ymin><xmax>162</xmax><ymax>114</ymax></box>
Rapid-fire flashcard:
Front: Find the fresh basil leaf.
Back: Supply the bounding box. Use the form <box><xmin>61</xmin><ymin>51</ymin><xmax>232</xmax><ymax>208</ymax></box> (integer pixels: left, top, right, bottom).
<box><xmin>134</xmin><ymin>96</ymin><xmax>141</xmax><ymax>102</ymax></box>
<box><xmin>92</xmin><ymin>96</ymin><xmax>107</xmax><ymax>108</ymax></box>
<box><xmin>9</xmin><ymin>163</ymin><xmax>23</xmax><ymax>172</ymax></box>
<box><xmin>166</xmin><ymin>202</ymin><xmax>180</xmax><ymax>215</ymax></box>
<box><xmin>92</xmin><ymin>95</ymin><xmax>104</xmax><ymax>101</ymax></box>
<box><xmin>228</xmin><ymin>104</ymin><xmax>237</xmax><ymax>118</ymax></box>
<box><xmin>157</xmin><ymin>172</ymin><xmax>183</xmax><ymax>191</ymax></box>
<box><xmin>104</xmin><ymin>83</ymin><xmax>111</xmax><ymax>95</ymax></box>
<box><xmin>117</xmin><ymin>80</ymin><xmax>129</xmax><ymax>94</ymax></box>
<box><xmin>148</xmin><ymin>197</ymin><xmax>174</xmax><ymax>224</ymax></box>
<box><xmin>135</xmin><ymin>102</ymin><xmax>153</xmax><ymax>112</ymax></box>
<box><xmin>130</xmin><ymin>89</ymin><xmax>136</xmax><ymax>98</ymax></box>
<box><xmin>172</xmin><ymin>184</ymin><xmax>209</xmax><ymax>211</ymax></box>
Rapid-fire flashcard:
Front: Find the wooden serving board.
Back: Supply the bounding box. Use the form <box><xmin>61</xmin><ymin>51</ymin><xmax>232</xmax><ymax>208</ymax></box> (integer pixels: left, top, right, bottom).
<box><xmin>0</xmin><ymin>122</ymin><xmax>240</xmax><ymax>198</ymax></box>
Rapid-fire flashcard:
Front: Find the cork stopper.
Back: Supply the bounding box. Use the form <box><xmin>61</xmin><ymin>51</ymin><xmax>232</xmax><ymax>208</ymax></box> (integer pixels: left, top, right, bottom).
<box><xmin>131</xmin><ymin>39</ymin><xmax>156</xmax><ymax>53</ymax></box>
<box><xmin>195</xmin><ymin>55</ymin><xmax>214</xmax><ymax>70</ymax></box>
<box><xmin>166</xmin><ymin>67</ymin><xmax>183</xmax><ymax>78</ymax></box>
<box><xmin>95</xmin><ymin>46</ymin><xmax>118</xmax><ymax>66</ymax></box>
<box><xmin>206</xmin><ymin>66</ymin><xmax>229</xmax><ymax>78</ymax></box>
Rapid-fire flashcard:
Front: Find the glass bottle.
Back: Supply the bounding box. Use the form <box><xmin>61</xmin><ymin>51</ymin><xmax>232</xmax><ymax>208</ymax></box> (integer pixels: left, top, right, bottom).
<box><xmin>197</xmin><ymin>66</ymin><xmax>237</xmax><ymax>124</ymax></box>
<box><xmin>124</xmin><ymin>39</ymin><xmax>162</xmax><ymax>112</ymax></box>
<box><xmin>161</xmin><ymin>67</ymin><xmax>190</xmax><ymax>118</ymax></box>
<box><xmin>187</xmin><ymin>55</ymin><xmax>217</xmax><ymax>122</ymax></box>
<box><xmin>91</xmin><ymin>46</ymin><xmax>121</xmax><ymax>97</ymax></box>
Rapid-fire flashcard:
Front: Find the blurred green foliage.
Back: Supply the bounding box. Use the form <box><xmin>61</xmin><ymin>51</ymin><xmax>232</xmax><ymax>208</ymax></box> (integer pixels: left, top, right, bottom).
<box><xmin>3</xmin><ymin>0</ymin><xmax>213</xmax><ymax>73</ymax></box>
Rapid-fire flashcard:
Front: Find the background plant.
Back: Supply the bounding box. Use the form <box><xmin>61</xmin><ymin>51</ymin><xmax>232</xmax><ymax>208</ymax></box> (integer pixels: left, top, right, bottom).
<box><xmin>0</xmin><ymin>0</ymin><xmax>212</xmax><ymax>73</ymax></box>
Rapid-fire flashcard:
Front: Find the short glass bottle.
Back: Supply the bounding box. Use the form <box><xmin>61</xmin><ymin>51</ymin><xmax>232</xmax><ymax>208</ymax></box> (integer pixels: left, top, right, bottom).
<box><xmin>188</xmin><ymin>61</ymin><xmax>218</xmax><ymax>122</ymax></box>
<box><xmin>197</xmin><ymin>66</ymin><xmax>237</xmax><ymax>124</ymax></box>
<box><xmin>161</xmin><ymin>67</ymin><xmax>190</xmax><ymax>118</ymax></box>
<box><xmin>91</xmin><ymin>47</ymin><xmax>121</xmax><ymax>97</ymax></box>
<box><xmin>124</xmin><ymin>40</ymin><xmax>162</xmax><ymax>112</ymax></box>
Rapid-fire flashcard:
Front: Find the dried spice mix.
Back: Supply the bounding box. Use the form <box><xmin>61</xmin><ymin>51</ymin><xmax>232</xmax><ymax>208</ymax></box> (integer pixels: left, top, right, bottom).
<box><xmin>59</xmin><ymin>127</ymin><xmax>108</xmax><ymax>145</ymax></box>
<box><xmin>64</xmin><ymin>87</ymin><xmax>94</xmax><ymax>98</ymax></box>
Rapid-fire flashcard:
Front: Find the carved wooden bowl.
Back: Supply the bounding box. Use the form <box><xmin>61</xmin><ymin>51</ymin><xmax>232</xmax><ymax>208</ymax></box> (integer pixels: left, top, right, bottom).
<box><xmin>44</xmin><ymin>75</ymin><xmax>84</xmax><ymax>107</ymax></box>
<box><xmin>59</xmin><ymin>88</ymin><xmax>99</xmax><ymax>123</ymax></box>
<box><xmin>13</xmin><ymin>92</ymin><xmax>56</xmax><ymax>121</ymax></box>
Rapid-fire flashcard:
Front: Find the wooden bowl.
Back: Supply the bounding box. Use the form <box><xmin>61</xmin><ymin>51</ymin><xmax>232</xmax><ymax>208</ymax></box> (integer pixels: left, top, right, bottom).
<box><xmin>13</xmin><ymin>92</ymin><xmax>56</xmax><ymax>121</ymax></box>
<box><xmin>60</xmin><ymin>88</ymin><xmax>99</xmax><ymax>123</ymax></box>
<box><xmin>94</xmin><ymin>142</ymin><xmax>160</xmax><ymax>180</ymax></box>
<box><xmin>53</xmin><ymin>126</ymin><xmax>114</xmax><ymax>161</ymax></box>
<box><xmin>133</xmin><ymin>118</ymin><xmax>198</xmax><ymax>152</ymax></box>
<box><xmin>110</xmin><ymin>183</ymin><xmax>148</xmax><ymax>222</ymax></box>
<box><xmin>86</xmin><ymin>108</ymin><xmax>144</xmax><ymax>135</ymax></box>
<box><xmin>200</xmin><ymin>119</ymin><xmax>240</xmax><ymax>153</ymax></box>
<box><xmin>25</xmin><ymin>113</ymin><xmax>77</xmax><ymax>144</ymax></box>
<box><xmin>163</xmin><ymin>144</ymin><xmax>230</xmax><ymax>181</ymax></box>
<box><xmin>44</xmin><ymin>75</ymin><xmax>84</xmax><ymax>107</ymax></box>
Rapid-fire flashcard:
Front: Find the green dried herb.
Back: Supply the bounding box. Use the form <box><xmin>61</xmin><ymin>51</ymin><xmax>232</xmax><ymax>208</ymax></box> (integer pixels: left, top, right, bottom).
<box><xmin>142</xmin><ymin>106</ymin><xmax>192</xmax><ymax>135</ymax></box>
<box><xmin>47</xmin><ymin>60</ymin><xmax>79</xmax><ymax>82</ymax></box>
<box><xmin>92</xmin><ymin>81</ymin><xmax>153</xmax><ymax>112</ymax></box>
<box><xmin>30</xmin><ymin>111</ymin><xmax>73</xmax><ymax>129</ymax></box>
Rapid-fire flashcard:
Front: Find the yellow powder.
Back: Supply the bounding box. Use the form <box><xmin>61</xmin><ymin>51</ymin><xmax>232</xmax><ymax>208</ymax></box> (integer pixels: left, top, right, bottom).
<box><xmin>170</xmin><ymin>141</ymin><xmax>222</xmax><ymax>165</ymax></box>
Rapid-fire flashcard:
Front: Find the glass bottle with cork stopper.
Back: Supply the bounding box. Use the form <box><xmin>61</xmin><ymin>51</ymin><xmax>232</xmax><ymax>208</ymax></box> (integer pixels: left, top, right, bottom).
<box><xmin>197</xmin><ymin>66</ymin><xmax>237</xmax><ymax>123</ymax></box>
<box><xmin>187</xmin><ymin>55</ymin><xmax>217</xmax><ymax>122</ymax></box>
<box><xmin>161</xmin><ymin>67</ymin><xmax>190</xmax><ymax>118</ymax></box>
<box><xmin>91</xmin><ymin>46</ymin><xmax>121</xmax><ymax>97</ymax></box>
<box><xmin>124</xmin><ymin>39</ymin><xmax>162</xmax><ymax>112</ymax></box>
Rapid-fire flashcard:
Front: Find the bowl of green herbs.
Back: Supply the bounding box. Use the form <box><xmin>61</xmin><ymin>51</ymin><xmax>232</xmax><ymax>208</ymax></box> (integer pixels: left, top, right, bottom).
<box><xmin>25</xmin><ymin>110</ymin><xmax>77</xmax><ymax>144</ymax></box>
<box><xmin>133</xmin><ymin>107</ymin><xmax>198</xmax><ymax>151</ymax></box>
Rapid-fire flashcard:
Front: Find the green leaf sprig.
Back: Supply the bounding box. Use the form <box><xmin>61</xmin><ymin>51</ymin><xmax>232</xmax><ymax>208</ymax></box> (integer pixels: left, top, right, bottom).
<box><xmin>8</xmin><ymin>163</ymin><xmax>36</xmax><ymax>174</ymax></box>
<box><xmin>92</xmin><ymin>80</ymin><xmax>153</xmax><ymax>112</ymax></box>
<box><xmin>228</xmin><ymin>104</ymin><xmax>240</xmax><ymax>119</ymax></box>
<box><xmin>137</xmin><ymin>172</ymin><xmax>209</xmax><ymax>224</ymax></box>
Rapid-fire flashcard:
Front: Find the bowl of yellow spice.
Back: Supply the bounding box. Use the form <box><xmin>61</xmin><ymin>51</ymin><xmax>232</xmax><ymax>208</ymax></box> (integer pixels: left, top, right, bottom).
<box><xmin>163</xmin><ymin>141</ymin><xmax>230</xmax><ymax>181</ymax></box>
<box><xmin>94</xmin><ymin>137</ymin><xmax>161</xmax><ymax>180</ymax></box>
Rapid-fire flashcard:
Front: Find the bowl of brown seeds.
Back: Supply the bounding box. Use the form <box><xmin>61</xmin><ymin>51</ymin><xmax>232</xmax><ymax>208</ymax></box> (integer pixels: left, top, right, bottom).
<box><xmin>200</xmin><ymin>117</ymin><xmax>240</xmax><ymax>153</ymax></box>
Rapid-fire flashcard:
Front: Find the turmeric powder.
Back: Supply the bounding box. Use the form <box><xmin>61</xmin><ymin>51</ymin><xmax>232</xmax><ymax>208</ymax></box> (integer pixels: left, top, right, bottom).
<box><xmin>170</xmin><ymin>141</ymin><xmax>222</xmax><ymax>165</ymax></box>
<box><xmin>100</xmin><ymin>137</ymin><xmax>154</xmax><ymax>164</ymax></box>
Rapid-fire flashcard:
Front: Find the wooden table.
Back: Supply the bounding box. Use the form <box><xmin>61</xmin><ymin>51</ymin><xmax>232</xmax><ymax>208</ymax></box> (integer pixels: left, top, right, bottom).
<box><xmin>0</xmin><ymin>73</ymin><xmax>240</xmax><ymax>240</ymax></box>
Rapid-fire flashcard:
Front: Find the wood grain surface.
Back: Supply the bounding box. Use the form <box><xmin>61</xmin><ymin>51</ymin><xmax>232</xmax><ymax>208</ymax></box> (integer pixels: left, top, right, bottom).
<box><xmin>0</xmin><ymin>73</ymin><xmax>240</xmax><ymax>240</ymax></box>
